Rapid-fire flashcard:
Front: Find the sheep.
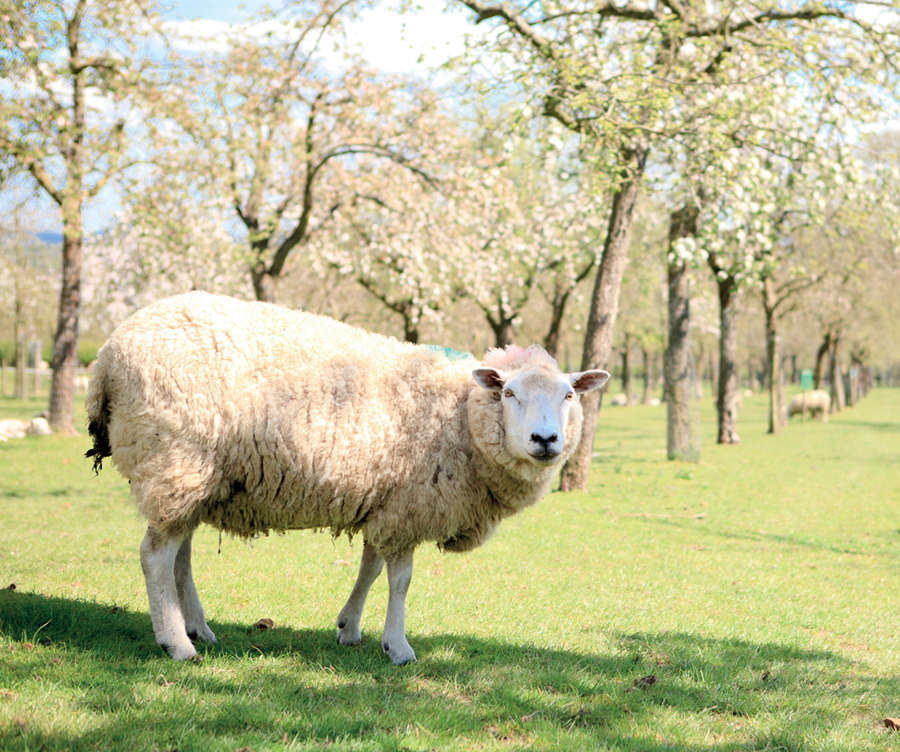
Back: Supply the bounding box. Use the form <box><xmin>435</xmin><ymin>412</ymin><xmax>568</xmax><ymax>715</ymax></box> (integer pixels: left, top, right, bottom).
<box><xmin>0</xmin><ymin>416</ymin><xmax>52</xmax><ymax>441</ymax></box>
<box><xmin>787</xmin><ymin>389</ymin><xmax>831</xmax><ymax>421</ymax></box>
<box><xmin>85</xmin><ymin>292</ymin><xmax>610</xmax><ymax>665</ymax></box>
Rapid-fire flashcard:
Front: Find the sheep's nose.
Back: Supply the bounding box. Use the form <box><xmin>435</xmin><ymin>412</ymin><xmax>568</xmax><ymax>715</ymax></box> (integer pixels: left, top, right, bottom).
<box><xmin>531</xmin><ymin>432</ymin><xmax>559</xmax><ymax>447</ymax></box>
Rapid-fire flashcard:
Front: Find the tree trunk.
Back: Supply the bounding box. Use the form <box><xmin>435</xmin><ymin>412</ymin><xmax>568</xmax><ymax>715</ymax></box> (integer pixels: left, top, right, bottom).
<box><xmin>664</xmin><ymin>203</ymin><xmax>698</xmax><ymax>461</ymax></box>
<box><xmin>641</xmin><ymin>344</ymin><xmax>651</xmax><ymax>404</ymax></box>
<box><xmin>48</xmin><ymin>10</ymin><xmax>89</xmax><ymax>435</ymax></box>
<box><xmin>560</xmin><ymin>143</ymin><xmax>647</xmax><ymax>492</ymax></box>
<box><xmin>544</xmin><ymin>259</ymin><xmax>596</xmax><ymax>360</ymax></box>
<box><xmin>252</xmin><ymin>256</ymin><xmax>279</xmax><ymax>303</ymax></box>
<box><xmin>694</xmin><ymin>338</ymin><xmax>704</xmax><ymax>399</ymax></box>
<box><xmin>715</xmin><ymin>275</ymin><xmax>740</xmax><ymax>444</ymax></box>
<box><xmin>49</xmin><ymin>200</ymin><xmax>83</xmax><ymax>434</ymax></box>
<box><xmin>402</xmin><ymin>312</ymin><xmax>420</xmax><ymax>345</ymax></box>
<box><xmin>813</xmin><ymin>331</ymin><xmax>831</xmax><ymax>389</ymax></box>
<box><xmin>543</xmin><ymin>289</ymin><xmax>568</xmax><ymax>359</ymax></box>
<box><xmin>621</xmin><ymin>333</ymin><xmax>633</xmax><ymax>404</ymax></box>
<box><xmin>778</xmin><ymin>350</ymin><xmax>786</xmax><ymax>425</ymax></box>
<box><xmin>830</xmin><ymin>333</ymin><xmax>845</xmax><ymax>413</ymax></box>
<box><xmin>762</xmin><ymin>276</ymin><xmax>784</xmax><ymax>435</ymax></box>
<box><xmin>47</xmin><ymin>6</ymin><xmax>89</xmax><ymax>434</ymax></box>
<box><xmin>16</xmin><ymin>333</ymin><xmax>26</xmax><ymax>400</ymax></box>
<box><xmin>488</xmin><ymin>315</ymin><xmax>516</xmax><ymax>349</ymax></box>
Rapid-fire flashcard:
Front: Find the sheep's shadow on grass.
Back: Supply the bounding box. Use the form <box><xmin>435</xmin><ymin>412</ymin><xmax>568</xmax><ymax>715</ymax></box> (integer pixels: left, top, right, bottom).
<box><xmin>1</xmin><ymin>589</ymin><xmax>895</xmax><ymax>752</ymax></box>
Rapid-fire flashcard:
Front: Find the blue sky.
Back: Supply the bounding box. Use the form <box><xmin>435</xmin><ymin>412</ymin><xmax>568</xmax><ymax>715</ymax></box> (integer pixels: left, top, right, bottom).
<box><xmin>161</xmin><ymin>1</ymin><xmax>260</xmax><ymax>24</ymax></box>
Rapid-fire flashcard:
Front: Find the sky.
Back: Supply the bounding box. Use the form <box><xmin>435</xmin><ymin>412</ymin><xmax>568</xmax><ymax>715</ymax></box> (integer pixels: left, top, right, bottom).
<box><xmin>158</xmin><ymin>0</ymin><xmax>479</xmax><ymax>74</ymax></box>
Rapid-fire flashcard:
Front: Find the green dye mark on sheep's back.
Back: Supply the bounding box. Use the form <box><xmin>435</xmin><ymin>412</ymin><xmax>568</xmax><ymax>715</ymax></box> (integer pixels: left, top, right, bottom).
<box><xmin>424</xmin><ymin>344</ymin><xmax>476</xmax><ymax>362</ymax></box>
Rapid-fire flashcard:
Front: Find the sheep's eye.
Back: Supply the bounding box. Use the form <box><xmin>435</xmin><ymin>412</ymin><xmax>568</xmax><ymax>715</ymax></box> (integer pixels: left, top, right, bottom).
<box><xmin>565</xmin><ymin>392</ymin><xmax>575</xmax><ymax>401</ymax></box>
<box><xmin>503</xmin><ymin>388</ymin><xmax>514</xmax><ymax>399</ymax></box>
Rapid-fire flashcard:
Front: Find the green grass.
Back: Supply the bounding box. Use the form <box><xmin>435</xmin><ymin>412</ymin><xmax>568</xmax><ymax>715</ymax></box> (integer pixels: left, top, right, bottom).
<box><xmin>1</xmin><ymin>389</ymin><xmax>899</xmax><ymax>750</ymax></box>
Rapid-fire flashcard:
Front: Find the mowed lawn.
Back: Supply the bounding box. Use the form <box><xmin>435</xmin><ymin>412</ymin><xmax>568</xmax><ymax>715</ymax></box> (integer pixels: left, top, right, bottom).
<box><xmin>0</xmin><ymin>387</ymin><xmax>898</xmax><ymax>751</ymax></box>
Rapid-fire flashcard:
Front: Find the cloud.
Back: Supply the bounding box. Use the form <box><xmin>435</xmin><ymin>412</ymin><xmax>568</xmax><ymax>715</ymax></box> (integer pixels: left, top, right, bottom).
<box><xmin>340</xmin><ymin>4</ymin><xmax>477</xmax><ymax>73</ymax></box>
<box><xmin>160</xmin><ymin>1</ymin><xmax>481</xmax><ymax>74</ymax></box>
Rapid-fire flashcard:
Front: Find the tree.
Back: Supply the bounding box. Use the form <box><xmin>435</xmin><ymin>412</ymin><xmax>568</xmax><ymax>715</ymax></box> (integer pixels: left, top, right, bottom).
<box><xmin>457</xmin><ymin>0</ymin><xmax>893</xmax><ymax>488</ymax></box>
<box><xmin>664</xmin><ymin>205</ymin><xmax>700</xmax><ymax>458</ymax></box>
<box><xmin>158</xmin><ymin>12</ymin><xmax>445</xmax><ymax>304</ymax></box>
<box><xmin>759</xmin><ymin>268</ymin><xmax>818</xmax><ymax>432</ymax></box>
<box><xmin>0</xmin><ymin>0</ymin><xmax>159</xmax><ymax>432</ymax></box>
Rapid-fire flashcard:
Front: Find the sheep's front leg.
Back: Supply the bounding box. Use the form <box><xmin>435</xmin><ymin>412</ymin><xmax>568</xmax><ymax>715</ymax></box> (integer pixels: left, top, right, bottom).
<box><xmin>140</xmin><ymin>526</ymin><xmax>198</xmax><ymax>662</ymax></box>
<box><xmin>336</xmin><ymin>541</ymin><xmax>384</xmax><ymax>646</ymax></box>
<box><xmin>174</xmin><ymin>530</ymin><xmax>216</xmax><ymax>645</ymax></box>
<box><xmin>382</xmin><ymin>549</ymin><xmax>416</xmax><ymax>665</ymax></box>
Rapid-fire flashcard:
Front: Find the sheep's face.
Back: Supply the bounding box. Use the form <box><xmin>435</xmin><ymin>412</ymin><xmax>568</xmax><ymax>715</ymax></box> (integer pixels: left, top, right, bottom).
<box><xmin>472</xmin><ymin>366</ymin><xmax>610</xmax><ymax>467</ymax></box>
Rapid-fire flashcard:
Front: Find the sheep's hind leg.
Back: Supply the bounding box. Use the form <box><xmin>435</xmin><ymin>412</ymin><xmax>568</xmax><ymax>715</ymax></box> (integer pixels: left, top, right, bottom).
<box><xmin>174</xmin><ymin>530</ymin><xmax>216</xmax><ymax>645</ymax></box>
<box><xmin>382</xmin><ymin>549</ymin><xmax>416</xmax><ymax>665</ymax></box>
<box><xmin>336</xmin><ymin>541</ymin><xmax>384</xmax><ymax>647</ymax></box>
<box><xmin>140</xmin><ymin>526</ymin><xmax>199</xmax><ymax>662</ymax></box>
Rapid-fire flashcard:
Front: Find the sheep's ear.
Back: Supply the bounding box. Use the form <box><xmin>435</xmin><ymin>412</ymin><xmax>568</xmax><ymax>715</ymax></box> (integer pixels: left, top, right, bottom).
<box><xmin>569</xmin><ymin>369</ymin><xmax>610</xmax><ymax>393</ymax></box>
<box><xmin>472</xmin><ymin>367</ymin><xmax>505</xmax><ymax>392</ymax></box>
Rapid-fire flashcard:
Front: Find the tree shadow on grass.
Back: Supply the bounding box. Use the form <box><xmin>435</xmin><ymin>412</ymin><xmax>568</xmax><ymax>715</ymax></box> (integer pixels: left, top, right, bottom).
<box><xmin>0</xmin><ymin>589</ymin><xmax>895</xmax><ymax>752</ymax></box>
<box><xmin>833</xmin><ymin>419</ymin><xmax>900</xmax><ymax>433</ymax></box>
<box><xmin>642</xmin><ymin>515</ymin><xmax>900</xmax><ymax>561</ymax></box>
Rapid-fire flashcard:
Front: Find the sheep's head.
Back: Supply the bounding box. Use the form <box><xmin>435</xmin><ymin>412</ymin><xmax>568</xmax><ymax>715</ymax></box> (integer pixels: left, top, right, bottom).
<box><xmin>470</xmin><ymin>345</ymin><xmax>609</xmax><ymax>472</ymax></box>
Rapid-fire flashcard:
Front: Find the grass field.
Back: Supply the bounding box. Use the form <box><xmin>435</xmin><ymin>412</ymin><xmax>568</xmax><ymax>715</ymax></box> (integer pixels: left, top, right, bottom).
<box><xmin>0</xmin><ymin>387</ymin><xmax>898</xmax><ymax>751</ymax></box>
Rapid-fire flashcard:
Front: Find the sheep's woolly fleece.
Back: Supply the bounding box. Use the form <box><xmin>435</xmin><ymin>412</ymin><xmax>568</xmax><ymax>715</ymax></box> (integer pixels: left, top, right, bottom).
<box><xmin>86</xmin><ymin>292</ymin><xmax>584</xmax><ymax>557</ymax></box>
<box><xmin>0</xmin><ymin>417</ymin><xmax>51</xmax><ymax>441</ymax></box>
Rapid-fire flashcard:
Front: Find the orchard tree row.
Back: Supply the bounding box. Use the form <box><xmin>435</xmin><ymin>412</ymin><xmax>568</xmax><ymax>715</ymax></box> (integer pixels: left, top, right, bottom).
<box><xmin>1</xmin><ymin>0</ymin><xmax>899</xmax><ymax>488</ymax></box>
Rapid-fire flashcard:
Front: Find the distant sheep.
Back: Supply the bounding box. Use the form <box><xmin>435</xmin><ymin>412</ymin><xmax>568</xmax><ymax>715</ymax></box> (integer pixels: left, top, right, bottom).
<box><xmin>787</xmin><ymin>389</ymin><xmax>831</xmax><ymax>421</ymax></box>
<box><xmin>0</xmin><ymin>417</ymin><xmax>51</xmax><ymax>441</ymax></box>
<box><xmin>85</xmin><ymin>292</ymin><xmax>609</xmax><ymax>665</ymax></box>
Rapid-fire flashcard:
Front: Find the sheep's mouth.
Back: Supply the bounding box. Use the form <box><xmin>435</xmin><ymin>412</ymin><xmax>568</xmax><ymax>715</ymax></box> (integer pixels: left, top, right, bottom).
<box><xmin>527</xmin><ymin>449</ymin><xmax>562</xmax><ymax>465</ymax></box>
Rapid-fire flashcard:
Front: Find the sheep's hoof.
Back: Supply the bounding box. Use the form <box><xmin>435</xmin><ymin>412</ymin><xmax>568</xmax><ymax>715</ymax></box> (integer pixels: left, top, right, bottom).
<box><xmin>337</xmin><ymin>623</ymin><xmax>362</xmax><ymax>646</ymax></box>
<box><xmin>383</xmin><ymin>640</ymin><xmax>416</xmax><ymax>666</ymax></box>
<box><xmin>162</xmin><ymin>641</ymin><xmax>199</xmax><ymax>662</ymax></box>
<box><xmin>187</xmin><ymin>625</ymin><xmax>217</xmax><ymax>644</ymax></box>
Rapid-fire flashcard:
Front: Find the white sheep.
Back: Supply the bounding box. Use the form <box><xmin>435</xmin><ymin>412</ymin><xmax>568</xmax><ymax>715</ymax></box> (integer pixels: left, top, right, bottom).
<box><xmin>85</xmin><ymin>292</ymin><xmax>609</xmax><ymax>665</ymax></box>
<box><xmin>787</xmin><ymin>389</ymin><xmax>831</xmax><ymax>421</ymax></box>
<box><xmin>0</xmin><ymin>416</ymin><xmax>52</xmax><ymax>441</ymax></box>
